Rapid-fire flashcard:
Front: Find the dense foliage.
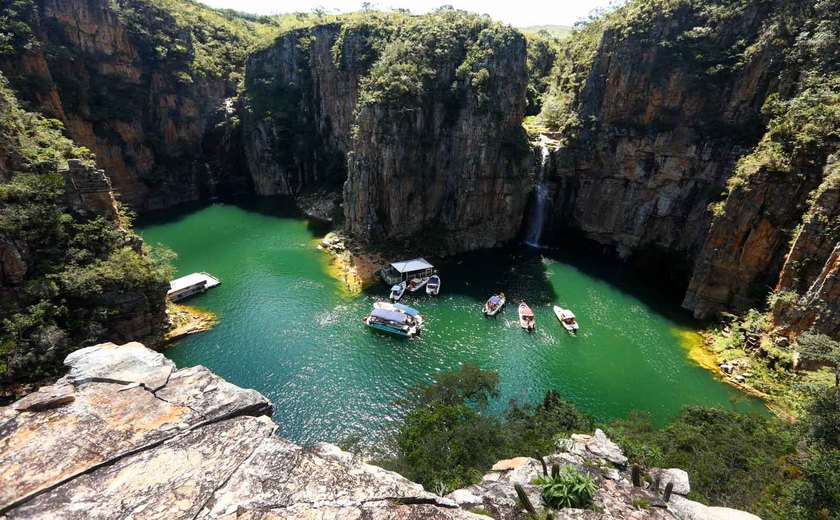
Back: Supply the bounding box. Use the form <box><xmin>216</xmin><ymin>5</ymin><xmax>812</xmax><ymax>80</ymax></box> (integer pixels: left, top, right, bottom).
<box><xmin>0</xmin><ymin>74</ymin><xmax>169</xmax><ymax>383</ymax></box>
<box><xmin>377</xmin><ymin>365</ymin><xmax>593</xmax><ymax>494</ymax></box>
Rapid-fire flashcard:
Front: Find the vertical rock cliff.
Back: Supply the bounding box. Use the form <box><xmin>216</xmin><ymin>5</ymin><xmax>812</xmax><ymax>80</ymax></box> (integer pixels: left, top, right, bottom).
<box><xmin>0</xmin><ymin>73</ymin><xmax>167</xmax><ymax>384</ymax></box>
<box><xmin>243</xmin><ymin>12</ymin><xmax>533</xmax><ymax>252</ymax></box>
<box><xmin>0</xmin><ymin>0</ymin><xmax>259</xmax><ymax>211</ymax></box>
<box><xmin>535</xmin><ymin>0</ymin><xmax>839</xmax><ymax>332</ymax></box>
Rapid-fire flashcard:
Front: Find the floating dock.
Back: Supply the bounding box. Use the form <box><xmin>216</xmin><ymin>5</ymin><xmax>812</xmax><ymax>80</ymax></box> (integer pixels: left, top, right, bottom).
<box><xmin>167</xmin><ymin>272</ymin><xmax>221</xmax><ymax>302</ymax></box>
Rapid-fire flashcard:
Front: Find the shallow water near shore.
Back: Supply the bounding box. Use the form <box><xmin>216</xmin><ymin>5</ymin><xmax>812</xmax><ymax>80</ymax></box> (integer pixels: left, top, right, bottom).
<box><xmin>137</xmin><ymin>197</ymin><xmax>767</xmax><ymax>446</ymax></box>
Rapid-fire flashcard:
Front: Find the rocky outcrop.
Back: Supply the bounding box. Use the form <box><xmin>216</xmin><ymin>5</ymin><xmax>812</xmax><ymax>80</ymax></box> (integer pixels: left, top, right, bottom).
<box><xmin>0</xmin><ymin>342</ymin><xmax>479</xmax><ymax>519</ymax></box>
<box><xmin>242</xmin><ymin>24</ymin><xmax>358</xmax><ymax>197</ymax></box>
<box><xmin>0</xmin><ymin>0</ymin><xmax>245</xmax><ymax>211</ymax></box>
<box><xmin>244</xmin><ymin>16</ymin><xmax>533</xmax><ymax>253</ymax></box>
<box><xmin>770</xmin><ymin>164</ymin><xmax>840</xmax><ymax>336</ymax></box>
<box><xmin>538</xmin><ymin>2</ymin><xmax>779</xmax><ymax>263</ymax></box>
<box><xmin>446</xmin><ymin>428</ymin><xmax>760</xmax><ymax>520</ymax></box>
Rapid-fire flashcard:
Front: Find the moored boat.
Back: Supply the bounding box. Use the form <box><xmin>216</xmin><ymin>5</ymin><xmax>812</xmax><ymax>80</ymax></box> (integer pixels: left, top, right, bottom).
<box><xmin>408</xmin><ymin>277</ymin><xmax>429</xmax><ymax>292</ymax></box>
<box><xmin>426</xmin><ymin>275</ymin><xmax>441</xmax><ymax>295</ymax></box>
<box><xmin>373</xmin><ymin>301</ymin><xmax>424</xmax><ymax>327</ymax></box>
<box><xmin>363</xmin><ymin>307</ymin><xmax>419</xmax><ymax>337</ymax></box>
<box><xmin>518</xmin><ymin>302</ymin><xmax>535</xmax><ymax>331</ymax></box>
<box><xmin>482</xmin><ymin>293</ymin><xmax>506</xmax><ymax>316</ymax></box>
<box><xmin>553</xmin><ymin>306</ymin><xmax>579</xmax><ymax>334</ymax></box>
<box><xmin>390</xmin><ymin>281</ymin><xmax>406</xmax><ymax>301</ymax></box>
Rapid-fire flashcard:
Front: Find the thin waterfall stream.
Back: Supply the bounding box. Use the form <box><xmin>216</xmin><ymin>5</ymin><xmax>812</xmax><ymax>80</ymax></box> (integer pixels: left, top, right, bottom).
<box><xmin>524</xmin><ymin>134</ymin><xmax>551</xmax><ymax>248</ymax></box>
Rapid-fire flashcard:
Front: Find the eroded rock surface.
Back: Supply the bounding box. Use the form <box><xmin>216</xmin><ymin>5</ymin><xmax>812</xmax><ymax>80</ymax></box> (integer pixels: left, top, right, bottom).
<box><xmin>0</xmin><ymin>342</ymin><xmax>477</xmax><ymax>519</ymax></box>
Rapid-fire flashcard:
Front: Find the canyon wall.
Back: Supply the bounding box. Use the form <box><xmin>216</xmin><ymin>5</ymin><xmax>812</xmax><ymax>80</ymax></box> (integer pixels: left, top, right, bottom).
<box><xmin>537</xmin><ymin>0</ymin><xmax>839</xmax><ymax>334</ymax></box>
<box><xmin>0</xmin><ymin>75</ymin><xmax>168</xmax><ymax>383</ymax></box>
<box><xmin>0</xmin><ymin>0</ymin><xmax>251</xmax><ymax>211</ymax></box>
<box><xmin>244</xmin><ymin>13</ymin><xmax>533</xmax><ymax>252</ymax></box>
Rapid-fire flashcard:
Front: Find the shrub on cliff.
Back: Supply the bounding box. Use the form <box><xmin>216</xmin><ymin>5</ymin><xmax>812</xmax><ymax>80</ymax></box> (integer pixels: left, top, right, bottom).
<box><xmin>0</xmin><ymin>75</ymin><xmax>169</xmax><ymax>384</ymax></box>
<box><xmin>382</xmin><ymin>365</ymin><xmax>595</xmax><ymax>494</ymax></box>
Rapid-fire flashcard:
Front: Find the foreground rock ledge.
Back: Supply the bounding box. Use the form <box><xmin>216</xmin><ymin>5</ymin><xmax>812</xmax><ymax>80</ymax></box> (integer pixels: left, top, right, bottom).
<box><xmin>0</xmin><ymin>342</ymin><xmax>474</xmax><ymax>519</ymax></box>
<box><xmin>0</xmin><ymin>342</ymin><xmax>762</xmax><ymax>520</ymax></box>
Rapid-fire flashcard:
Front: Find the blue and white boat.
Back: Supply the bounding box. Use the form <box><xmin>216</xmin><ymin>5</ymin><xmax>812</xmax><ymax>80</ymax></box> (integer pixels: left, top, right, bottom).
<box><xmin>363</xmin><ymin>307</ymin><xmax>419</xmax><ymax>337</ymax></box>
<box><xmin>374</xmin><ymin>302</ymin><xmax>425</xmax><ymax>327</ymax></box>
<box><xmin>390</xmin><ymin>281</ymin><xmax>406</xmax><ymax>301</ymax></box>
<box><xmin>482</xmin><ymin>293</ymin><xmax>506</xmax><ymax>316</ymax></box>
<box><xmin>426</xmin><ymin>274</ymin><xmax>441</xmax><ymax>295</ymax></box>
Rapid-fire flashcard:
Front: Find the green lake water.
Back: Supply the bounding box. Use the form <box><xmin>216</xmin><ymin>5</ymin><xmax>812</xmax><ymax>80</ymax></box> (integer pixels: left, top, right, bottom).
<box><xmin>137</xmin><ymin>197</ymin><xmax>767</xmax><ymax>446</ymax></box>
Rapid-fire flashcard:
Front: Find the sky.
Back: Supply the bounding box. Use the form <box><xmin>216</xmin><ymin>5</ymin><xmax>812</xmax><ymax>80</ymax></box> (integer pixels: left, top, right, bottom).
<box><xmin>197</xmin><ymin>0</ymin><xmax>623</xmax><ymax>27</ymax></box>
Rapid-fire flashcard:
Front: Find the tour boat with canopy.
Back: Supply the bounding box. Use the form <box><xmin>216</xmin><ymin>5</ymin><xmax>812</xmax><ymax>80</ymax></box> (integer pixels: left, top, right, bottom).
<box><xmin>363</xmin><ymin>307</ymin><xmax>420</xmax><ymax>337</ymax></box>
<box><xmin>553</xmin><ymin>306</ymin><xmax>579</xmax><ymax>334</ymax></box>
<box><xmin>482</xmin><ymin>293</ymin><xmax>506</xmax><ymax>316</ymax></box>
<box><xmin>374</xmin><ymin>301</ymin><xmax>425</xmax><ymax>327</ymax></box>
<box><xmin>518</xmin><ymin>302</ymin><xmax>535</xmax><ymax>331</ymax></box>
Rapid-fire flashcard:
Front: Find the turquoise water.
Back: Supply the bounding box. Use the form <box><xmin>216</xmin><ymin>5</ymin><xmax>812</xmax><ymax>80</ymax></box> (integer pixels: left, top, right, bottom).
<box><xmin>138</xmin><ymin>197</ymin><xmax>767</xmax><ymax>446</ymax></box>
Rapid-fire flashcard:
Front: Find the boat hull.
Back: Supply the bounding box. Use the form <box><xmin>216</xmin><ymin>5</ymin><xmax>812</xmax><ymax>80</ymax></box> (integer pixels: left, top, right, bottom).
<box><xmin>518</xmin><ymin>303</ymin><xmax>535</xmax><ymax>331</ymax></box>
<box><xmin>426</xmin><ymin>276</ymin><xmax>441</xmax><ymax>295</ymax></box>
<box><xmin>483</xmin><ymin>297</ymin><xmax>506</xmax><ymax>316</ymax></box>
<box><xmin>553</xmin><ymin>306</ymin><xmax>579</xmax><ymax>334</ymax></box>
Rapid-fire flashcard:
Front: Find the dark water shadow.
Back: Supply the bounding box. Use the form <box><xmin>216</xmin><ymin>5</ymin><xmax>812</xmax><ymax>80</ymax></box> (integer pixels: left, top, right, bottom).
<box><xmin>136</xmin><ymin>194</ymin><xmax>333</xmax><ymax>236</ymax></box>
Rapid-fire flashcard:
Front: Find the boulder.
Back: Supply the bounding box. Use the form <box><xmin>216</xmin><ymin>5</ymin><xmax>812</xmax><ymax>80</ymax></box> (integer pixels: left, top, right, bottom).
<box><xmin>668</xmin><ymin>495</ymin><xmax>761</xmax><ymax>520</ymax></box>
<box><xmin>653</xmin><ymin>468</ymin><xmax>691</xmax><ymax>496</ymax></box>
<box><xmin>62</xmin><ymin>342</ymin><xmax>175</xmax><ymax>389</ymax></box>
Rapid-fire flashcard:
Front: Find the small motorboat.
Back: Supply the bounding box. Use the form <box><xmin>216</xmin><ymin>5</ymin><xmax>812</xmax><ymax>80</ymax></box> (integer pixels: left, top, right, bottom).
<box><xmin>553</xmin><ymin>306</ymin><xmax>579</xmax><ymax>334</ymax></box>
<box><xmin>408</xmin><ymin>277</ymin><xmax>429</xmax><ymax>292</ymax></box>
<box><xmin>374</xmin><ymin>301</ymin><xmax>424</xmax><ymax>327</ymax></box>
<box><xmin>390</xmin><ymin>281</ymin><xmax>406</xmax><ymax>301</ymax></box>
<box><xmin>482</xmin><ymin>293</ymin><xmax>506</xmax><ymax>316</ymax></box>
<box><xmin>426</xmin><ymin>275</ymin><xmax>441</xmax><ymax>295</ymax></box>
<box><xmin>363</xmin><ymin>307</ymin><xmax>419</xmax><ymax>337</ymax></box>
<box><xmin>518</xmin><ymin>302</ymin><xmax>535</xmax><ymax>331</ymax></box>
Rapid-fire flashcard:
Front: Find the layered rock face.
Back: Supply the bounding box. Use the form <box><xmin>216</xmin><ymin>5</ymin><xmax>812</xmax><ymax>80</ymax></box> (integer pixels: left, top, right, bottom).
<box><xmin>0</xmin><ymin>342</ymin><xmax>480</xmax><ymax>519</ymax></box>
<box><xmin>2</xmin><ymin>342</ymin><xmax>759</xmax><ymax>520</ymax></box>
<box><xmin>535</xmin><ymin>0</ymin><xmax>838</xmax><ymax>332</ymax></box>
<box><xmin>538</xmin><ymin>2</ymin><xmax>779</xmax><ymax>261</ymax></box>
<box><xmin>244</xmin><ymin>15</ymin><xmax>533</xmax><ymax>252</ymax></box>
<box><xmin>0</xmin><ymin>0</ymin><xmax>243</xmax><ymax>211</ymax></box>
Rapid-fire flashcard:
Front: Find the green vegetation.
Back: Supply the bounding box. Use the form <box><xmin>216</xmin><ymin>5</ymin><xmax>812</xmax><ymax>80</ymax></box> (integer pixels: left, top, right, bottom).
<box><xmin>533</xmin><ymin>465</ymin><xmax>598</xmax><ymax>509</ymax></box>
<box><xmin>376</xmin><ymin>364</ymin><xmax>593</xmax><ymax>494</ymax></box>
<box><xmin>0</xmin><ymin>0</ymin><xmax>38</xmax><ymax>57</ymax></box>
<box><xmin>0</xmin><ymin>74</ymin><xmax>168</xmax><ymax>383</ymax></box>
<box><xmin>377</xmin><ymin>363</ymin><xmax>839</xmax><ymax>519</ymax></box>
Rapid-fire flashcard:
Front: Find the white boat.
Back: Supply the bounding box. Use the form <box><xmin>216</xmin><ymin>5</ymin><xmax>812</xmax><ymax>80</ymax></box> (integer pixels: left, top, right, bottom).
<box><xmin>373</xmin><ymin>302</ymin><xmax>424</xmax><ymax>327</ymax></box>
<box><xmin>553</xmin><ymin>306</ymin><xmax>579</xmax><ymax>334</ymax></box>
<box><xmin>390</xmin><ymin>281</ymin><xmax>406</xmax><ymax>301</ymax></box>
<box><xmin>426</xmin><ymin>275</ymin><xmax>441</xmax><ymax>295</ymax></box>
<box><xmin>482</xmin><ymin>293</ymin><xmax>506</xmax><ymax>316</ymax></box>
<box><xmin>408</xmin><ymin>277</ymin><xmax>429</xmax><ymax>292</ymax></box>
<box><xmin>518</xmin><ymin>302</ymin><xmax>535</xmax><ymax>331</ymax></box>
<box><xmin>363</xmin><ymin>307</ymin><xmax>419</xmax><ymax>337</ymax></box>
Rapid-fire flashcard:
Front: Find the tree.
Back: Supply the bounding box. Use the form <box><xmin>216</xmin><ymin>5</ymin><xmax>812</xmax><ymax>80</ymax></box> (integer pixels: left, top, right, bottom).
<box><xmin>797</xmin><ymin>334</ymin><xmax>840</xmax><ymax>388</ymax></box>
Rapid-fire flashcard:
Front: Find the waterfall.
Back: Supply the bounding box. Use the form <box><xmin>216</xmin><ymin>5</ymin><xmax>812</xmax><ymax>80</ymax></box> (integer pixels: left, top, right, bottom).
<box><xmin>524</xmin><ymin>135</ymin><xmax>551</xmax><ymax>248</ymax></box>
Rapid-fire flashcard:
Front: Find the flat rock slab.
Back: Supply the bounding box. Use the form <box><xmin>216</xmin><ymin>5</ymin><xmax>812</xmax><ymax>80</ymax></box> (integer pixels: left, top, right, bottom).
<box><xmin>1</xmin><ymin>343</ymin><xmax>272</xmax><ymax>512</ymax></box>
<box><xmin>199</xmin><ymin>440</ymin><xmax>455</xmax><ymax>517</ymax></box>
<box><xmin>63</xmin><ymin>342</ymin><xmax>174</xmax><ymax>389</ymax></box>
<box><xmin>11</xmin><ymin>384</ymin><xmax>74</xmax><ymax>412</ymax></box>
<box><xmin>669</xmin><ymin>495</ymin><xmax>762</xmax><ymax>520</ymax></box>
<box><xmin>7</xmin><ymin>416</ymin><xmax>276</xmax><ymax>519</ymax></box>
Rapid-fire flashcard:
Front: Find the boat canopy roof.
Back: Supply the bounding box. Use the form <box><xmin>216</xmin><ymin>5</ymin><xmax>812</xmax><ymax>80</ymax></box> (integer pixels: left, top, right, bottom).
<box><xmin>393</xmin><ymin>303</ymin><xmax>420</xmax><ymax>316</ymax></box>
<box><xmin>519</xmin><ymin>303</ymin><xmax>534</xmax><ymax>316</ymax></box>
<box><xmin>391</xmin><ymin>284</ymin><xmax>404</xmax><ymax>292</ymax></box>
<box><xmin>371</xmin><ymin>308</ymin><xmax>408</xmax><ymax>323</ymax></box>
<box><xmin>488</xmin><ymin>295</ymin><xmax>501</xmax><ymax>304</ymax></box>
<box><xmin>390</xmin><ymin>257</ymin><xmax>433</xmax><ymax>273</ymax></box>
